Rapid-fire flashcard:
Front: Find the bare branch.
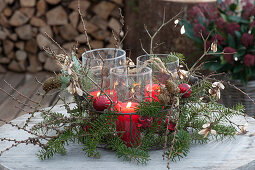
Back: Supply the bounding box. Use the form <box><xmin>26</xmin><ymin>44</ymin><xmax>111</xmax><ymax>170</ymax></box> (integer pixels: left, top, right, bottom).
<box><xmin>4</xmin><ymin>80</ymin><xmax>38</xmax><ymax>104</ymax></box>
<box><xmin>78</xmin><ymin>0</ymin><xmax>92</xmax><ymax>51</ymax></box>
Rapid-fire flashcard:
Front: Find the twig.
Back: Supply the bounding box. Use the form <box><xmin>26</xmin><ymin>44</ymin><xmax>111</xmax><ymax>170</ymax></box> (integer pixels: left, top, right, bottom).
<box><xmin>4</xmin><ymin>80</ymin><xmax>38</xmax><ymax>104</ymax></box>
<box><xmin>167</xmin><ymin>105</ymin><xmax>180</xmax><ymax>170</ymax></box>
<box><xmin>44</xmin><ymin>32</ymin><xmax>68</xmax><ymax>57</ymax></box>
<box><xmin>0</xmin><ymin>87</ymin><xmax>36</xmax><ymax>109</ymax></box>
<box><xmin>228</xmin><ymin>82</ymin><xmax>255</xmax><ymax>106</ymax></box>
<box><xmin>0</xmin><ymin>119</ymin><xmax>51</xmax><ymax>140</ymax></box>
<box><xmin>144</xmin><ymin>9</ymin><xmax>183</xmax><ymax>54</ymax></box>
<box><xmin>87</xmin><ymin>76</ymin><xmax>113</xmax><ymax>106</ymax></box>
<box><xmin>162</xmin><ymin>101</ymin><xmax>175</xmax><ymax>159</ymax></box>
<box><xmin>78</xmin><ymin>0</ymin><xmax>91</xmax><ymax>51</ymax></box>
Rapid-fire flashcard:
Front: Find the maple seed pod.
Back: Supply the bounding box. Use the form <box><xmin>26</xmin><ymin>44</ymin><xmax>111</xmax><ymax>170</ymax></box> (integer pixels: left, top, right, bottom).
<box><xmin>93</xmin><ymin>96</ymin><xmax>111</xmax><ymax>111</ymax></box>
<box><xmin>178</xmin><ymin>83</ymin><xmax>192</xmax><ymax>98</ymax></box>
<box><xmin>43</xmin><ymin>77</ymin><xmax>61</xmax><ymax>93</ymax></box>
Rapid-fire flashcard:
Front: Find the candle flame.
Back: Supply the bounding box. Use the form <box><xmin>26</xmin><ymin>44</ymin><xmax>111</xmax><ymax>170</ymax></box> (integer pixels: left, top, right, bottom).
<box><xmin>127</xmin><ymin>102</ymin><xmax>132</xmax><ymax>108</ymax></box>
<box><xmin>97</xmin><ymin>92</ymin><xmax>100</xmax><ymax>97</ymax></box>
<box><xmin>114</xmin><ymin>82</ymin><xmax>118</xmax><ymax>89</ymax></box>
<box><xmin>133</xmin><ymin>82</ymin><xmax>141</xmax><ymax>87</ymax></box>
<box><xmin>146</xmin><ymin>85</ymin><xmax>152</xmax><ymax>92</ymax></box>
<box><xmin>131</xmin><ymin>88</ymin><xmax>135</xmax><ymax>93</ymax></box>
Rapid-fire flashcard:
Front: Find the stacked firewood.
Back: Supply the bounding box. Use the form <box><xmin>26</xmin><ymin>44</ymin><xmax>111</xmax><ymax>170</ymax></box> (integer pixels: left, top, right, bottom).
<box><xmin>0</xmin><ymin>0</ymin><xmax>123</xmax><ymax>72</ymax></box>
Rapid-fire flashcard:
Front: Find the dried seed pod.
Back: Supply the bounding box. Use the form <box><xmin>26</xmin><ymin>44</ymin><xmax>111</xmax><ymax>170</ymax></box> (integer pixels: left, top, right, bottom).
<box><xmin>42</xmin><ymin>76</ymin><xmax>61</xmax><ymax>93</ymax></box>
<box><xmin>158</xmin><ymin>93</ymin><xmax>171</xmax><ymax>105</ymax></box>
<box><xmin>165</xmin><ymin>80</ymin><xmax>179</xmax><ymax>95</ymax></box>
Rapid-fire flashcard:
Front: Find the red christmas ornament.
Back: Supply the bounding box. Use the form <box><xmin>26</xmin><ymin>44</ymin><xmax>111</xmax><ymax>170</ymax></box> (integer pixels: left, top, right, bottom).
<box><xmin>178</xmin><ymin>83</ymin><xmax>192</xmax><ymax>98</ymax></box>
<box><xmin>93</xmin><ymin>96</ymin><xmax>110</xmax><ymax>111</ymax></box>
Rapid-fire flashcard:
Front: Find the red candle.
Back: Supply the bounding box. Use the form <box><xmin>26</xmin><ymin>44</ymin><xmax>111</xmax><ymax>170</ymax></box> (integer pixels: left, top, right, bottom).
<box><xmin>145</xmin><ymin>84</ymin><xmax>161</xmax><ymax>102</ymax></box>
<box><xmin>90</xmin><ymin>90</ymin><xmax>117</xmax><ymax>102</ymax></box>
<box><xmin>115</xmin><ymin>102</ymin><xmax>140</xmax><ymax>147</ymax></box>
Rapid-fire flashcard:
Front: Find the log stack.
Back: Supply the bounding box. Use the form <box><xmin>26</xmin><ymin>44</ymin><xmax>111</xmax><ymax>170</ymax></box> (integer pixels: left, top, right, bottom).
<box><xmin>0</xmin><ymin>0</ymin><xmax>123</xmax><ymax>72</ymax></box>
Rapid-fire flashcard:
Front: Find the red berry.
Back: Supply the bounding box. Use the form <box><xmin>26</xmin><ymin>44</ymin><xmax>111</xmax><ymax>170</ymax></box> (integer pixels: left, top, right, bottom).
<box><xmin>178</xmin><ymin>83</ymin><xmax>192</xmax><ymax>98</ymax></box>
<box><xmin>93</xmin><ymin>96</ymin><xmax>110</xmax><ymax>111</ymax></box>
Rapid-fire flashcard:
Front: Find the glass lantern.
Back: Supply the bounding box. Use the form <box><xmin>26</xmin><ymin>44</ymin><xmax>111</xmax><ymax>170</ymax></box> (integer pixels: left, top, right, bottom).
<box><xmin>82</xmin><ymin>48</ymin><xmax>126</xmax><ymax>94</ymax></box>
<box><xmin>110</xmin><ymin>66</ymin><xmax>152</xmax><ymax>103</ymax></box>
<box><xmin>110</xmin><ymin>66</ymin><xmax>152</xmax><ymax>147</ymax></box>
<box><xmin>136</xmin><ymin>54</ymin><xmax>179</xmax><ymax>84</ymax></box>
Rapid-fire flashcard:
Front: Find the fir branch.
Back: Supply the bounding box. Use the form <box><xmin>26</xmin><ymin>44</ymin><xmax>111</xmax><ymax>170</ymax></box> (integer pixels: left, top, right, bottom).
<box><xmin>37</xmin><ymin>130</ymin><xmax>74</xmax><ymax>160</ymax></box>
<box><xmin>107</xmin><ymin>137</ymin><xmax>150</xmax><ymax>164</ymax></box>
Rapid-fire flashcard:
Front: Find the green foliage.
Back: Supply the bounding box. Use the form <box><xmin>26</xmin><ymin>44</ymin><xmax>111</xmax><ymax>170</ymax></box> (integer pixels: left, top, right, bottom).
<box><xmin>136</xmin><ymin>101</ymin><xmax>163</xmax><ymax>118</ymax></box>
<box><xmin>32</xmin><ymin>49</ymin><xmax>246</xmax><ymax>167</ymax></box>
<box><xmin>167</xmin><ymin>130</ymin><xmax>192</xmax><ymax>161</ymax></box>
<box><xmin>37</xmin><ymin>130</ymin><xmax>75</xmax><ymax>160</ymax></box>
<box><xmin>107</xmin><ymin>137</ymin><xmax>150</xmax><ymax>164</ymax></box>
<box><xmin>183</xmin><ymin>0</ymin><xmax>255</xmax><ymax>84</ymax></box>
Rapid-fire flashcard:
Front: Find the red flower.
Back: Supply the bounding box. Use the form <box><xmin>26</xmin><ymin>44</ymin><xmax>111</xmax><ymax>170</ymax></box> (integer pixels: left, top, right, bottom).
<box><xmin>242</xmin><ymin>33</ymin><xmax>254</xmax><ymax>47</ymax></box>
<box><xmin>188</xmin><ymin>6</ymin><xmax>204</xmax><ymax>19</ymax></box>
<box><xmin>244</xmin><ymin>54</ymin><xmax>255</xmax><ymax>67</ymax></box>
<box><xmin>223</xmin><ymin>47</ymin><xmax>236</xmax><ymax>64</ymax></box>
<box><xmin>227</xmin><ymin>22</ymin><xmax>240</xmax><ymax>36</ymax></box>
<box><xmin>194</xmin><ymin>24</ymin><xmax>208</xmax><ymax>37</ymax></box>
<box><xmin>198</xmin><ymin>3</ymin><xmax>218</xmax><ymax>20</ymax></box>
<box><xmin>212</xmin><ymin>34</ymin><xmax>225</xmax><ymax>45</ymax></box>
<box><xmin>242</xmin><ymin>2</ymin><xmax>255</xmax><ymax>19</ymax></box>
<box><xmin>215</xmin><ymin>18</ymin><xmax>226</xmax><ymax>30</ymax></box>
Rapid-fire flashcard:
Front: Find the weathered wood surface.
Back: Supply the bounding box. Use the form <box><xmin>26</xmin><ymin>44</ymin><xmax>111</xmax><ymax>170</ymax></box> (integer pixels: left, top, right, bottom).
<box><xmin>0</xmin><ymin>104</ymin><xmax>255</xmax><ymax>170</ymax></box>
<box><xmin>0</xmin><ymin>72</ymin><xmax>65</xmax><ymax>126</ymax></box>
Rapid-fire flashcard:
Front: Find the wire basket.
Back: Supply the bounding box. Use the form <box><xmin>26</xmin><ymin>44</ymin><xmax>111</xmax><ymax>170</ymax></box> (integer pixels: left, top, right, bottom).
<box><xmin>221</xmin><ymin>80</ymin><xmax>255</xmax><ymax>116</ymax></box>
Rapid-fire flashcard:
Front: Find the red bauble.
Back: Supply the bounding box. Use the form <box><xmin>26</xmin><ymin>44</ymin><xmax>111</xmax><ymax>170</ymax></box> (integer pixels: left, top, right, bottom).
<box><xmin>178</xmin><ymin>83</ymin><xmax>192</xmax><ymax>98</ymax></box>
<box><xmin>93</xmin><ymin>96</ymin><xmax>110</xmax><ymax>111</ymax></box>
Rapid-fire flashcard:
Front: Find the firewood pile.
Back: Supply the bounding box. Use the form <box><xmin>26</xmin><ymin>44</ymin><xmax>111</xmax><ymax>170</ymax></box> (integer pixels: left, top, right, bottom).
<box><xmin>0</xmin><ymin>0</ymin><xmax>123</xmax><ymax>72</ymax></box>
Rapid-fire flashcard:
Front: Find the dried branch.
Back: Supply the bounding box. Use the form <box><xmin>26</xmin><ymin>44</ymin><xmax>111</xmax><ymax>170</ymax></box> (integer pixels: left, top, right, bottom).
<box><xmin>144</xmin><ymin>9</ymin><xmax>183</xmax><ymax>54</ymax></box>
<box><xmin>4</xmin><ymin>80</ymin><xmax>38</xmax><ymax>104</ymax></box>
<box><xmin>44</xmin><ymin>32</ymin><xmax>68</xmax><ymax>57</ymax></box>
<box><xmin>0</xmin><ymin>87</ymin><xmax>37</xmax><ymax>109</ymax></box>
<box><xmin>78</xmin><ymin>0</ymin><xmax>91</xmax><ymax>51</ymax></box>
<box><xmin>167</xmin><ymin>105</ymin><xmax>180</xmax><ymax>170</ymax></box>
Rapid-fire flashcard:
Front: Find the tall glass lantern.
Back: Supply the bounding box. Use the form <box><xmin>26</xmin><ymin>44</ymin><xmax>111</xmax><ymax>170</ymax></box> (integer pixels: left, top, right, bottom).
<box><xmin>82</xmin><ymin>48</ymin><xmax>126</xmax><ymax>92</ymax></box>
<box><xmin>136</xmin><ymin>54</ymin><xmax>179</xmax><ymax>84</ymax></box>
<box><xmin>110</xmin><ymin>66</ymin><xmax>152</xmax><ymax>147</ymax></box>
<box><xmin>110</xmin><ymin>66</ymin><xmax>152</xmax><ymax>103</ymax></box>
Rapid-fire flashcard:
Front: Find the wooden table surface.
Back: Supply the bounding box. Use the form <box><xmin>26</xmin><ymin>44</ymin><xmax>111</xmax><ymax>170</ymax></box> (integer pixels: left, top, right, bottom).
<box><xmin>0</xmin><ymin>72</ymin><xmax>73</xmax><ymax>126</ymax></box>
<box><xmin>1</xmin><ymin>104</ymin><xmax>255</xmax><ymax>170</ymax></box>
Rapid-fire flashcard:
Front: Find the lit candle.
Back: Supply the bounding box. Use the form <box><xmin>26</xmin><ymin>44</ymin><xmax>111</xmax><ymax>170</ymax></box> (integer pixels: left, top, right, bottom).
<box><xmin>145</xmin><ymin>84</ymin><xmax>161</xmax><ymax>102</ymax></box>
<box><xmin>90</xmin><ymin>90</ymin><xmax>117</xmax><ymax>102</ymax></box>
<box><xmin>115</xmin><ymin>102</ymin><xmax>140</xmax><ymax>147</ymax></box>
<box><xmin>90</xmin><ymin>91</ymin><xmax>101</xmax><ymax>98</ymax></box>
